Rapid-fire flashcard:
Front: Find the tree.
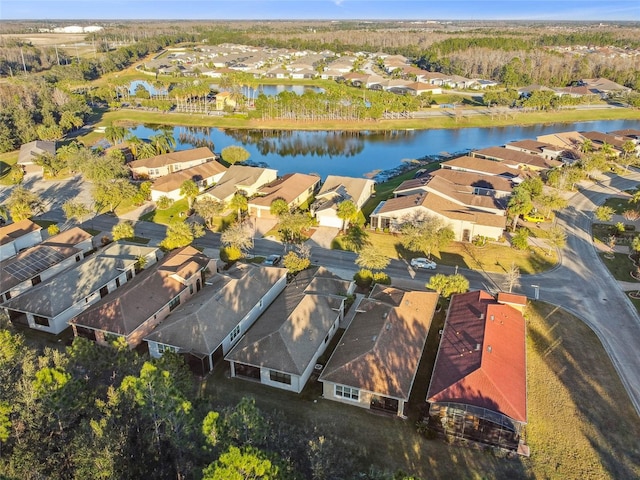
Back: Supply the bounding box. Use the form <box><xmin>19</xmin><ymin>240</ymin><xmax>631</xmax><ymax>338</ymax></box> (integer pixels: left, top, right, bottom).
<box><xmin>342</xmin><ymin>225</ymin><xmax>370</xmax><ymax>253</ymax></box>
<box><xmin>47</xmin><ymin>224</ymin><xmax>60</xmax><ymax>236</ymax></box>
<box><xmin>92</xmin><ymin>179</ymin><xmax>137</xmax><ymax>213</ymax></box>
<box><xmin>221</xmin><ymin>145</ymin><xmax>250</xmax><ymax>165</ymax></box>
<box><xmin>202</xmin><ymin>445</ymin><xmax>280</xmax><ymax>480</ymax></box>
<box><xmin>426</xmin><ymin>273</ymin><xmax>469</xmax><ymax>298</ymax></box>
<box><xmin>534</xmin><ymin>192</ymin><xmax>568</xmax><ymax>219</ymax></box>
<box><xmin>62</xmin><ymin>200</ymin><xmax>91</xmax><ymax>223</ymax></box>
<box><xmin>547</xmin><ymin>226</ymin><xmax>567</xmax><ymax>255</ymax></box>
<box><xmin>156</xmin><ymin>196</ymin><xmax>174</xmax><ymax>210</ymax></box>
<box><xmin>511</xmin><ymin>228</ymin><xmax>530</xmax><ymax>250</ymax></box>
<box><xmin>160</xmin><ymin>221</ymin><xmax>204</xmax><ymax>250</ymax></box>
<box><xmin>507</xmin><ymin>186</ymin><xmax>534</xmax><ymax>230</ymax></box>
<box><xmin>33</xmin><ymin>151</ymin><xmax>66</xmax><ymax>177</ymax></box>
<box><xmin>179</xmin><ymin>179</ymin><xmax>199</xmax><ymax>209</ymax></box>
<box><xmin>0</xmin><ymin>205</ymin><xmax>8</xmax><ymax>224</ymax></box>
<box><xmin>5</xmin><ymin>186</ymin><xmax>43</xmax><ymax>221</ymax></box>
<box><xmin>336</xmin><ymin>200</ymin><xmax>358</xmax><ymax>232</ymax></box>
<box><xmin>104</xmin><ymin>123</ymin><xmax>127</xmax><ymax>145</ymax></box>
<box><xmin>229</xmin><ymin>193</ymin><xmax>248</xmax><ymax>221</ymax></box>
<box><xmin>194</xmin><ymin>196</ymin><xmax>224</xmax><ymax>229</ymax></box>
<box><xmin>221</xmin><ymin>222</ymin><xmax>253</xmax><ymax>253</ymax></box>
<box><xmin>269</xmin><ymin>198</ymin><xmax>289</xmax><ymax>218</ymax></box>
<box><xmin>594</xmin><ymin>205</ymin><xmax>615</xmax><ymax>222</ymax></box>
<box><xmin>277</xmin><ymin>211</ymin><xmax>314</xmax><ymax>245</ymax></box>
<box><xmin>149</xmin><ymin>132</ymin><xmax>176</xmax><ymax>155</ymax></box>
<box><xmin>503</xmin><ymin>262</ymin><xmax>520</xmax><ymax>293</ymax></box>
<box><xmin>282</xmin><ymin>251</ymin><xmax>310</xmax><ymax>275</ymax></box>
<box><xmin>112</xmin><ymin>221</ymin><xmax>135</xmax><ymax>241</ymax></box>
<box><xmin>400</xmin><ymin>215</ymin><xmax>454</xmax><ymax>258</ymax></box>
<box><xmin>356</xmin><ymin>245</ymin><xmax>390</xmax><ymax>272</ymax></box>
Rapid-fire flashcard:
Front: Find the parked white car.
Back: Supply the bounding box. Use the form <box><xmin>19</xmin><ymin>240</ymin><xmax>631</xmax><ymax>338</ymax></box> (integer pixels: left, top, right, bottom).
<box><xmin>410</xmin><ymin>257</ymin><xmax>437</xmax><ymax>269</ymax></box>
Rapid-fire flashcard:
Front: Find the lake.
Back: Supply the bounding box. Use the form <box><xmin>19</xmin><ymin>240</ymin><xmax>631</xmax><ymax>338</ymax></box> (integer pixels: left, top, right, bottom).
<box><xmin>128</xmin><ymin>80</ymin><xmax>323</xmax><ymax>97</ymax></box>
<box><xmin>128</xmin><ymin>119</ymin><xmax>640</xmax><ymax>180</ymax></box>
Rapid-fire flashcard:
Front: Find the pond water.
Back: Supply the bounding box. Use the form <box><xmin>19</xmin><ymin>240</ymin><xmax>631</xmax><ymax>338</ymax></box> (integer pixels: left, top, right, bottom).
<box><xmin>128</xmin><ymin>119</ymin><xmax>640</xmax><ymax>180</ymax></box>
<box><xmin>128</xmin><ymin>80</ymin><xmax>322</xmax><ymax>97</ymax></box>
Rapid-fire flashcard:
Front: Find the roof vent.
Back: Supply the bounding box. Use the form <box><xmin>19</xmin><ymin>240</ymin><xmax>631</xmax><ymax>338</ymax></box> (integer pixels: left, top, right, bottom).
<box><xmin>487</xmin><ymin>345</ymin><xmax>492</xmax><ymax>353</ymax></box>
<box><xmin>490</xmin><ymin>315</ymin><xmax>495</xmax><ymax>321</ymax></box>
<box><xmin>382</xmin><ymin>312</ymin><xmax>388</xmax><ymax>319</ymax></box>
<box><xmin>475</xmin><ymin>343</ymin><xmax>481</xmax><ymax>351</ymax></box>
<box><xmin>386</xmin><ymin>323</ymin><xmax>391</xmax><ymax>331</ymax></box>
<box><xmin>480</xmin><ymin>313</ymin><xmax>484</xmax><ymax>320</ymax></box>
<box><xmin>372</xmin><ymin>335</ymin><xmax>377</xmax><ymax>342</ymax></box>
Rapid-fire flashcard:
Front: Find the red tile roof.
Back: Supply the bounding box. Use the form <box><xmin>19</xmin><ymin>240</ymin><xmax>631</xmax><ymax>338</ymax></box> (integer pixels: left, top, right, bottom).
<box><xmin>427</xmin><ymin>290</ymin><xmax>527</xmax><ymax>424</ymax></box>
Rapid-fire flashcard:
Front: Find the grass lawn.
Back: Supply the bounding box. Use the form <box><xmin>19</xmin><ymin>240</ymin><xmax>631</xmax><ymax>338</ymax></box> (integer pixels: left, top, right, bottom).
<box><xmin>334</xmin><ymin>231</ymin><xmax>557</xmax><ymax>274</ymax></box>
<box><xmin>194</xmin><ymin>300</ymin><xmax>640</xmax><ymax>479</ymax></box>
<box><xmin>140</xmin><ymin>198</ymin><xmax>189</xmax><ymax>225</ymax></box>
<box><xmin>525</xmin><ymin>301</ymin><xmax>640</xmax><ymax>479</ymax></box>
<box><xmin>603</xmin><ymin>196</ymin><xmax>634</xmax><ymax>214</ymax></box>
<box><xmin>598</xmin><ymin>252</ymin><xmax>639</xmax><ymax>282</ymax></box>
<box><xmin>0</xmin><ymin>150</ymin><xmax>19</xmax><ymax>185</ymax></box>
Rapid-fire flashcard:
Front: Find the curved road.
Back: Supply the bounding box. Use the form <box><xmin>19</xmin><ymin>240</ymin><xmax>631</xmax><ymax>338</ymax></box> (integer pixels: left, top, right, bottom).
<box><xmin>525</xmin><ymin>171</ymin><xmax>640</xmax><ymax>416</ymax></box>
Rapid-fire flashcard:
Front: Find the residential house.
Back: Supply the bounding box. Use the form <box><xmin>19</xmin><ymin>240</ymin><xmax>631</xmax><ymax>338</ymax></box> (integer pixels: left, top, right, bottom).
<box><xmin>403</xmin><ymin>82</ymin><xmax>443</xmax><ymax>95</ymax></box>
<box><xmin>440</xmin><ymin>156</ymin><xmax>530</xmax><ymax>181</ymax></box>
<box><xmin>426</xmin><ymin>290</ymin><xmax>527</xmax><ymax>452</ymax></box>
<box><xmin>145</xmin><ymin>263</ymin><xmax>287</xmax><ymax>375</ymax></box>
<box><xmin>311</xmin><ymin>175</ymin><xmax>375</xmax><ymax>228</ymax></box>
<box><xmin>198</xmin><ymin>165</ymin><xmax>278</xmax><ymax>205</ymax></box>
<box><xmin>1</xmin><ymin>227</ymin><xmax>93</xmax><ymax>303</ymax></box>
<box><xmin>18</xmin><ymin>140</ymin><xmax>56</xmax><ymax>174</ymax></box>
<box><xmin>319</xmin><ymin>285</ymin><xmax>438</xmax><ymax>417</ymax></box>
<box><xmin>247</xmin><ymin>173</ymin><xmax>320</xmax><ymax>218</ymax></box>
<box><xmin>578</xmin><ymin>77</ymin><xmax>631</xmax><ymax>96</ymax></box>
<box><xmin>70</xmin><ymin>246</ymin><xmax>213</xmax><ymax>349</ymax></box>
<box><xmin>471</xmin><ymin>146</ymin><xmax>562</xmax><ymax>171</ymax></box>
<box><xmin>129</xmin><ymin>147</ymin><xmax>217</xmax><ymax>180</ymax></box>
<box><xmin>394</xmin><ymin>169</ymin><xmax>514</xmax><ymax>200</ymax></box>
<box><xmin>516</xmin><ymin>84</ymin><xmax>555</xmax><ymax>98</ymax></box>
<box><xmin>226</xmin><ymin>267</ymin><xmax>354</xmax><ymax>393</ymax></box>
<box><xmin>536</xmin><ymin>131</ymin><xmax>588</xmax><ymax>156</ymax></box>
<box><xmin>370</xmin><ymin>189</ymin><xmax>506</xmax><ymax>241</ymax></box>
<box><xmin>150</xmin><ymin>160</ymin><xmax>228</xmax><ymax>202</ymax></box>
<box><xmin>504</xmin><ymin>140</ymin><xmax>567</xmax><ymax>161</ymax></box>
<box><xmin>580</xmin><ymin>131</ymin><xmax>626</xmax><ymax>156</ymax></box>
<box><xmin>0</xmin><ymin>219</ymin><xmax>43</xmax><ymax>261</ymax></box>
<box><xmin>610</xmin><ymin>129</ymin><xmax>640</xmax><ymax>144</ymax></box>
<box><xmin>2</xmin><ymin>242</ymin><xmax>160</xmax><ymax>335</ymax></box>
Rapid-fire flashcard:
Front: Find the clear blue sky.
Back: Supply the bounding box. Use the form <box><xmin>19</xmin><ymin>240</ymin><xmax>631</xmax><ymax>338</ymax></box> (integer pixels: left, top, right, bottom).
<box><xmin>2</xmin><ymin>0</ymin><xmax>639</xmax><ymax>21</ymax></box>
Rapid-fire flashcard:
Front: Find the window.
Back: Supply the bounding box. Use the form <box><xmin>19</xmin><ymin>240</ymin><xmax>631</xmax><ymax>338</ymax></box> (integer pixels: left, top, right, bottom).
<box><xmin>75</xmin><ymin>255</ymin><xmax>81</xmax><ymax>262</ymax></box>
<box><xmin>169</xmin><ymin>296</ymin><xmax>180</xmax><ymax>312</ymax></box>
<box><xmin>269</xmin><ymin>370</ymin><xmax>292</xmax><ymax>385</ymax></box>
<box><xmin>189</xmin><ymin>284</ymin><xmax>194</xmax><ymax>294</ymax></box>
<box><xmin>4</xmin><ymin>292</ymin><xmax>11</xmax><ymax>300</ymax></box>
<box><xmin>324</xmin><ymin>333</ymin><xmax>329</xmax><ymax>344</ymax></box>
<box><xmin>157</xmin><ymin>344</ymin><xmax>177</xmax><ymax>354</ymax></box>
<box><xmin>33</xmin><ymin>315</ymin><xmax>50</xmax><ymax>327</ymax></box>
<box><xmin>126</xmin><ymin>270</ymin><xmax>133</xmax><ymax>281</ymax></box>
<box><xmin>115</xmin><ymin>278</ymin><xmax>120</xmax><ymax>288</ymax></box>
<box><xmin>31</xmin><ymin>275</ymin><xmax>42</xmax><ymax>286</ymax></box>
<box><xmin>259</xmin><ymin>299</ymin><xmax>264</xmax><ymax>309</ymax></box>
<box><xmin>230</xmin><ymin>324</ymin><xmax>241</xmax><ymax>342</ymax></box>
<box><xmin>335</xmin><ymin>385</ymin><xmax>359</xmax><ymax>401</ymax></box>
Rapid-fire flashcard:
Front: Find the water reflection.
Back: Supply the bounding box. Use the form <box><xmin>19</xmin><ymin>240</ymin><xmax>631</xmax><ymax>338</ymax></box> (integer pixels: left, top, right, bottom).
<box><xmin>128</xmin><ymin>119</ymin><xmax>639</xmax><ymax>179</ymax></box>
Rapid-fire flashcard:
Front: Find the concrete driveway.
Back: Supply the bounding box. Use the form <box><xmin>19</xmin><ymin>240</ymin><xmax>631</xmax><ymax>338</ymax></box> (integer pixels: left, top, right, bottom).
<box><xmin>307</xmin><ymin>226</ymin><xmax>340</xmax><ymax>249</ymax></box>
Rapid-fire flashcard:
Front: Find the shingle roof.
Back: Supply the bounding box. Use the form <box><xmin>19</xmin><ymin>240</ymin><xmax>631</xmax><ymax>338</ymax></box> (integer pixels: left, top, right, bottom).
<box><xmin>1</xmin><ymin>242</ymin><xmax>159</xmax><ymax>317</ymax></box>
<box><xmin>320</xmin><ymin>286</ymin><xmax>438</xmax><ymax>400</ymax></box>
<box><xmin>427</xmin><ymin>290</ymin><xmax>527</xmax><ymax>424</ymax></box>
<box><xmin>200</xmin><ymin>165</ymin><xmax>277</xmax><ymax>202</ymax></box>
<box><xmin>375</xmin><ymin>192</ymin><xmax>507</xmax><ymax>228</ymax></box>
<box><xmin>129</xmin><ymin>147</ymin><xmax>215</xmax><ymax>169</ymax></box>
<box><xmin>473</xmin><ymin>146</ymin><xmax>561</xmax><ymax>169</ymax></box>
<box><xmin>580</xmin><ymin>131</ymin><xmax>626</xmax><ymax>150</ymax></box>
<box><xmin>151</xmin><ymin>161</ymin><xmax>227</xmax><ymax>193</ymax></box>
<box><xmin>144</xmin><ymin>263</ymin><xmax>286</xmax><ymax>355</ymax></box>
<box><xmin>18</xmin><ymin>140</ymin><xmax>56</xmax><ymax>165</ymax></box>
<box><xmin>70</xmin><ymin>246</ymin><xmax>210</xmax><ymax>336</ymax></box>
<box><xmin>225</xmin><ymin>267</ymin><xmax>349</xmax><ymax>375</ymax></box>
<box><xmin>0</xmin><ymin>219</ymin><xmax>41</xmax><ymax>245</ymax></box>
<box><xmin>313</xmin><ymin>175</ymin><xmax>374</xmax><ymax>212</ymax></box>
<box><xmin>43</xmin><ymin>227</ymin><xmax>92</xmax><ymax>248</ymax></box>
<box><xmin>441</xmin><ymin>156</ymin><xmax>523</xmax><ymax>178</ymax></box>
<box><xmin>249</xmin><ymin>173</ymin><xmax>319</xmax><ymax>207</ymax></box>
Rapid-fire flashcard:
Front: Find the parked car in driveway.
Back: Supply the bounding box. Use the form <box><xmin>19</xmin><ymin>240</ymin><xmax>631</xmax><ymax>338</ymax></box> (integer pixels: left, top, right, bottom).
<box><xmin>263</xmin><ymin>254</ymin><xmax>282</xmax><ymax>266</ymax></box>
<box><xmin>524</xmin><ymin>212</ymin><xmax>545</xmax><ymax>223</ymax></box>
<box><xmin>410</xmin><ymin>257</ymin><xmax>437</xmax><ymax>269</ymax></box>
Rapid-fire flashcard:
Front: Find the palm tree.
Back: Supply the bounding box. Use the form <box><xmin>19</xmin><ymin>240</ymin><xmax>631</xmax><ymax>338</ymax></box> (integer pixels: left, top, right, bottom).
<box><xmin>150</xmin><ymin>132</ymin><xmax>176</xmax><ymax>155</ymax></box>
<box><xmin>105</xmin><ymin>123</ymin><xmax>127</xmax><ymax>145</ymax></box>
<box><xmin>229</xmin><ymin>193</ymin><xmax>248</xmax><ymax>221</ymax></box>
<box><xmin>180</xmin><ymin>179</ymin><xmax>199</xmax><ymax>210</ymax></box>
<box><xmin>336</xmin><ymin>199</ymin><xmax>358</xmax><ymax>232</ymax></box>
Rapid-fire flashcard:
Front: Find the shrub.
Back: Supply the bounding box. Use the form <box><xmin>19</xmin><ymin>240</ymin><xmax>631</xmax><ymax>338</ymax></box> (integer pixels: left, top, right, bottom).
<box><xmin>354</xmin><ymin>269</ymin><xmax>373</xmax><ymax>289</ymax></box>
<box><xmin>623</xmin><ymin>209</ymin><xmax>640</xmax><ymax>221</ymax></box>
<box><xmin>373</xmin><ymin>272</ymin><xmax>391</xmax><ymax>285</ymax></box>
<box><xmin>472</xmin><ymin>235</ymin><xmax>488</xmax><ymax>247</ymax></box>
<box><xmin>220</xmin><ymin>245</ymin><xmax>242</xmax><ymax>263</ymax></box>
<box><xmin>156</xmin><ymin>196</ymin><xmax>174</xmax><ymax>210</ymax></box>
<box><xmin>511</xmin><ymin>228</ymin><xmax>529</xmax><ymax>250</ymax></box>
<box><xmin>47</xmin><ymin>224</ymin><xmax>60</xmax><ymax>236</ymax></box>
